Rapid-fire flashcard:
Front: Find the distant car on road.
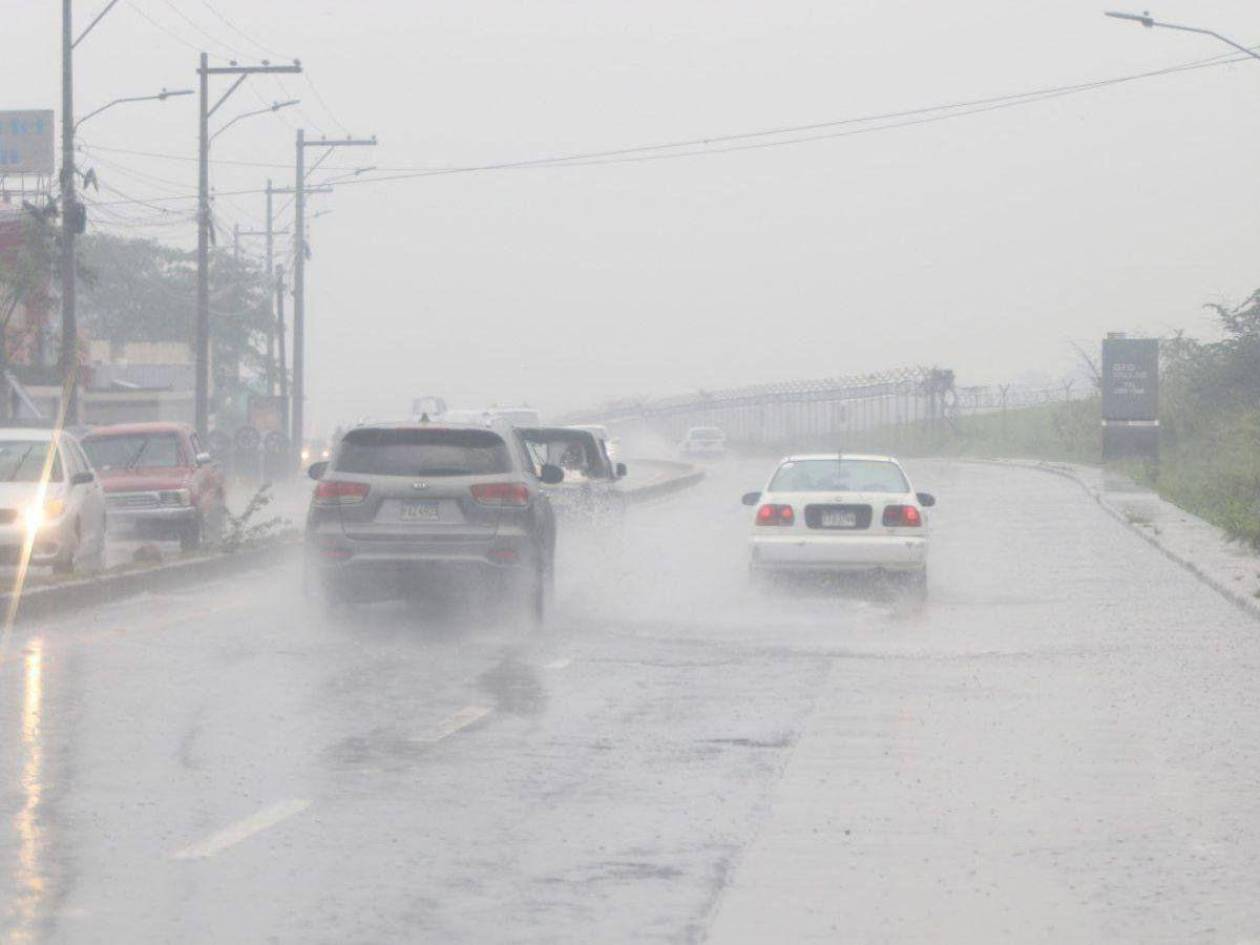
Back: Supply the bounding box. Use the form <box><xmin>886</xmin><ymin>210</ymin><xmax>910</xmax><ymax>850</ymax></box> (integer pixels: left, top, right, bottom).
<box><xmin>742</xmin><ymin>453</ymin><xmax>934</xmax><ymax>594</ymax></box>
<box><xmin>82</xmin><ymin>422</ymin><xmax>225</xmax><ymax>551</ymax></box>
<box><xmin>0</xmin><ymin>427</ymin><xmax>107</xmax><ymax>573</ymax></box>
<box><xmin>680</xmin><ymin>426</ymin><xmax>727</xmax><ymax>460</ymax></box>
<box><xmin>304</xmin><ymin>420</ymin><xmax>560</xmax><ymax>623</ymax></box>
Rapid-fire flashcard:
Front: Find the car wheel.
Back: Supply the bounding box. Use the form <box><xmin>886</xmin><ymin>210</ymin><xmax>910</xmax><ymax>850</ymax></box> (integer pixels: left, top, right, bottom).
<box><xmin>52</xmin><ymin>522</ymin><xmax>79</xmax><ymax>575</ymax></box>
<box><xmin>898</xmin><ymin>567</ymin><xmax>928</xmax><ymax>601</ymax></box>
<box><xmin>180</xmin><ymin>513</ymin><xmax>204</xmax><ymax>552</ymax></box>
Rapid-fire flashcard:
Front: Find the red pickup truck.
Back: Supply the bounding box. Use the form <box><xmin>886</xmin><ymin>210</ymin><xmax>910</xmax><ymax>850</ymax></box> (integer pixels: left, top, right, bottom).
<box><xmin>81</xmin><ymin>422</ymin><xmax>226</xmax><ymax>550</ymax></box>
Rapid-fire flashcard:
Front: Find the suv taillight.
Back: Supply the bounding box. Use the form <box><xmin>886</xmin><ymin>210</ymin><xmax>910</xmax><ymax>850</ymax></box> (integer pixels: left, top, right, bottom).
<box><xmin>471</xmin><ymin>482</ymin><xmax>530</xmax><ymax>506</ymax></box>
<box><xmin>882</xmin><ymin>504</ymin><xmax>922</xmax><ymax>527</ymax></box>
<box><xmin>756</xmin><ymin>503</ymin><xmax>794</xmax><ymax>526</ymax></box>
<box><xmin>313</xmin><ymin>480</ymin><xmax>369</xmax><ymax>506</ymax></box>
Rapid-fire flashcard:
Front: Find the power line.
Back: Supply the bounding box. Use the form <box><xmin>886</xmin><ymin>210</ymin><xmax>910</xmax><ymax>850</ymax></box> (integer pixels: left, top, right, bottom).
<box><xmin>126</xmin><ymin>0</ymin><xmax>222</xmax><ymax>56</ymax></box>
<box><xmin>304</xmin><ymin>73</ymin><xmax>351</xmax><ymax>136</ymax></box>
<box><xmin>198</xmin><ymin>0</ymin><xmax>291</xmax><ymax>59</ymax></box>
<box><xmin>157</xmin><ymin>0</ymin><xmax>246</xmax><ymax>58</ymax></box>
<box><xmin>82</xmin><ymin>44</ymin><xmax>1260</xmax><ymax>208</ymax></box>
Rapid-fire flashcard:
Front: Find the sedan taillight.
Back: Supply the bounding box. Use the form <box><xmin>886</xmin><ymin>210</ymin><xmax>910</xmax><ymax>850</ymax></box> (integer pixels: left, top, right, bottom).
<box><xmin>756</xmin><ymin>503</ymin><xmax>794</xmax><ymax>526</ymax></box>
<box><xmin>471</xmin><ymin>482</ymin><xmax>530</xmax><ymax>506</ymax></box>
<box><xmin>313</xmin><ymin>480</ymin><xmax>369</xmax><ymax>506</ymax></box>
<box><xmin>882</xmin><ymin>504</ymin><xmax>922</xmax><ymax>527</ymax></box>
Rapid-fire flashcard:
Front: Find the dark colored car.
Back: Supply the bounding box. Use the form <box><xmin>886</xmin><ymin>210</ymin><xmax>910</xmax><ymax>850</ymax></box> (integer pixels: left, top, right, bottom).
<box><xmin>304</xmin><ymin>421</ymin><xmax>560</xmax><ymax>622</ymax></box>
<box><xmin>81</xmin><ymin>422</ymin><xmax>226</xmax><ymax>551</ymax></box>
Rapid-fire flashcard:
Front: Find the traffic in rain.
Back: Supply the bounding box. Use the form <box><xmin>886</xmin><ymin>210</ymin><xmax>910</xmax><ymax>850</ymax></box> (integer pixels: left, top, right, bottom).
<box><xmin>4</xmin><ymin>2</ymin><xmax>1260</xmax><ymax>943</ymax></box>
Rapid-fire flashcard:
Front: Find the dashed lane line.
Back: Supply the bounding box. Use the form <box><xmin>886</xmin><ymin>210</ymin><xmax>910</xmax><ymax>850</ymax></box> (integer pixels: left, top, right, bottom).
<box><xmin>420</xmin><ymin>704</ymin><xmax>494</xmax><ymax>742</ymax></box>
<box><xmin>172</xmin><ymin>798</ymin><xmax>312</xmax><ymax>861</ymax></box>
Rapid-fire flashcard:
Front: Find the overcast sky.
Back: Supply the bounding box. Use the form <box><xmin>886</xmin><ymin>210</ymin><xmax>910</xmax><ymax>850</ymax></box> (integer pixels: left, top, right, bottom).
<box><xmin>9</xmin><ymin>0</ymin><xmax>1260</xmax><ymax>431</ymax></box>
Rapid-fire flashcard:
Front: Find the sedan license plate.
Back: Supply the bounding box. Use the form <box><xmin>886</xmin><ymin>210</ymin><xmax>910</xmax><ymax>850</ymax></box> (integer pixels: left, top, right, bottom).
<box><xmin>400</xmin><ymin>500</ymin><xmax>440</xmax><ymax>522</ymax></box>
<box><xmin>820</xmin><ymin>509</ymin><xmax>858</xmax><ymax>528</ymax></box>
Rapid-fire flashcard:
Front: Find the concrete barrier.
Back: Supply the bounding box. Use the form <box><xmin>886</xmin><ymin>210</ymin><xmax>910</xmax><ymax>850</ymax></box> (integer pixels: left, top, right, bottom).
<box><xmin>2</xmin><ymin>539</ymin><xmax>301</xmax><ymax>626</ymax></box>
<box><xmin>619</xmin><ymin>458</ymin><xmax>705</xmax><ymax>503</ymax></box>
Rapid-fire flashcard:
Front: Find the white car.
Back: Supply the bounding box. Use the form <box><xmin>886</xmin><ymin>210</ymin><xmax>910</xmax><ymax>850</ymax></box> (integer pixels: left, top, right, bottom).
<box><xmin>743</xmin><ymin>453</ymin><xmax>934</xmax><ymax>592</ymax></box>
<box><xmin>0</xmin><ymin>428</ymin><xmax>108</xmax><ymax>574</ymax></box>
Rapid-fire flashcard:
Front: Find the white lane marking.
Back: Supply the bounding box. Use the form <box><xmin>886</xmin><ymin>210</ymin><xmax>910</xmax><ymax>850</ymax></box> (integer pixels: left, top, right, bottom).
<box><xmin>420</xmin><ymin>705</ymin><xmax>493</xmax><ymax>743</ymax></box>
<box><xmin>543</xmin><ymin>657</ymin><xmax>571</xmax><ymax>670</ymax></box>
<box><xmin>172</xmin><ymin>798</ymin><xmax>311</xmax><ymax>861</ymax></box>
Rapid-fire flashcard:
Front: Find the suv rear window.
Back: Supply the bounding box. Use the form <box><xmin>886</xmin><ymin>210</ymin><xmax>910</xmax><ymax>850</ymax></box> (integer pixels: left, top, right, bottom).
<box><xmin>335</xmin><ymin>428</ymin><xmax>511</xmax><ymax>477</ymax></box>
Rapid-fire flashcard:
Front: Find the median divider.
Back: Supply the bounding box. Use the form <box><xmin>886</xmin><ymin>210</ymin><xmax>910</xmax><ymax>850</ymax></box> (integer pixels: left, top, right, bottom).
<box><xmin>2</xmin><ymin>538</ymin><xmax>301</xmax><ymax>626</ymax></box>
<box><xmin>619</xmin><ymin>459</ymin><xmax>705</xmax><ymax>503</ymax></box>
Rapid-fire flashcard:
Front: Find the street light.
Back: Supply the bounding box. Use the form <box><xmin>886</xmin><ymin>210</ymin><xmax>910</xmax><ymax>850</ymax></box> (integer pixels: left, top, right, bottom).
<box><xmin>1105</xmin><ymin>11</ymin><xmax>1260</xmax><ymax>63</ymax></box>
<box><xmin>75</xmin><ymin>88</ymin><xmax>193</xmax><ymax>131</ymax></box>
<box><xmin>194</xmin><ymin>57</ymin><xmax>302</xmax><ymax>438</ymax></box>
<box><xmin>211</xmin><ymin>99</ymin><xmax>299</xmax><ymax>142</ymax></box>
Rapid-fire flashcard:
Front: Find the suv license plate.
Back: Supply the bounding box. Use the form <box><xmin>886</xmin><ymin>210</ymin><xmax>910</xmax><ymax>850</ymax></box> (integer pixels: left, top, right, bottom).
<box><xmin>821</xmin><ymin>510</ymin><xmax>858</xmax><ymax>528</ymax></box>
<box><xmin>401</xmin><ymin>500</ymin><xmax>440</xmax><ymax>522</ymax></box>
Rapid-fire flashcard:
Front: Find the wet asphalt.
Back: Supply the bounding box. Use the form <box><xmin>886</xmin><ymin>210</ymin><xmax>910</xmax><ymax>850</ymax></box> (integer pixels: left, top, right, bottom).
<box><xmin>2</xmin><ymin>459</ymin><xmax>1260</xmax><ymax>944</ymax></box>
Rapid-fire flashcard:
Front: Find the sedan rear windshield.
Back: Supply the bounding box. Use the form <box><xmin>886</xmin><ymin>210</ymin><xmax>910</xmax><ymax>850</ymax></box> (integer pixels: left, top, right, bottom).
<box><xmin>770</xmin><ymin>459</ymin><xmax>909</xmax><ymax>494</ymax></box>
<box><xmin>83</xmin><ymin>433</ymin><xmax>184</xmax><ymax>470</ymax></box>
<box><xmin>335</xmin><ymin>428</ymin><xmax>511</xmax><ymax>477</ymax></box>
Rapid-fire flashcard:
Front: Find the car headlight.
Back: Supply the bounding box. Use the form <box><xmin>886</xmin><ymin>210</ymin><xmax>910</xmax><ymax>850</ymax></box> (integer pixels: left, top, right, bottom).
<box><xmin>23</xmin><ymin>498</ymin><xmax>65</xmax><ymax>531</ymax></box>
<box><xmin>300</xmin><ymin>447</ymin><xmax>311</xmax><ymax>462</ymax></box>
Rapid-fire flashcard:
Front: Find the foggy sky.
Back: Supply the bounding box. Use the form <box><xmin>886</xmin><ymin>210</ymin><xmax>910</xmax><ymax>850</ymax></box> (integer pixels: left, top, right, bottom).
<box><xmin>9</xmin><ymin>0</ymin><xmax>1260</xmax><ymax>431</ymax></box>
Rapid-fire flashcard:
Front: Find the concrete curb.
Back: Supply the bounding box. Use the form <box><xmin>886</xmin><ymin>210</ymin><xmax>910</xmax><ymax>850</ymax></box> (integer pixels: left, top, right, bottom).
<box><xmin>3</xmin><ymin>539</ymin><xmax>301</xmax><ymax>625</ymax></box>
<box><xmin>621</xmin><ymin>459</ymin><xmax>705</xmax><ymax>503</ymax></box>
<box><xmin>959</xmin><ymin>457</ymin><xmax>1260</xmax><ymax>623</ymax></box>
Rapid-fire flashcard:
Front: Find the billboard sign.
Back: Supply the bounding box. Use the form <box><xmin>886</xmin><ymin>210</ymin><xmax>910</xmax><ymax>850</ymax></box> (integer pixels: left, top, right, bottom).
<box><xmin>1102</xmin><ymin>337</ymin><xmax>1158</xmax><ymax>421</ymax></box>
<box><xmin>0</xmin><ymin>111</ymin><xmax>55</xmax><ymax>175</ymax></box>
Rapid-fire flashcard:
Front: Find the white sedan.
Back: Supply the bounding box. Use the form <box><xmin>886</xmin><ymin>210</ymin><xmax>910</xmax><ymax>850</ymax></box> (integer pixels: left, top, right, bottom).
<box><xmin>743</xmin><ymin>453</ymin><xmax>934</xmax><ymax>592</ymax></box>
<box><xmin>0</xmin><ymin>428</ymin><xmax>108</xmax><ymax>574</ymax></box>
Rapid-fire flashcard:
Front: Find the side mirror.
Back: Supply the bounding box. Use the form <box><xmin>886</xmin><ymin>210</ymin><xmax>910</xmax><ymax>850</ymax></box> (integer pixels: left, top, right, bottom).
<box><xmin>615</xmin><ymin>462</ymin><xmax>627</xmax><ymax>478</ymax></box>
<box><xmin>539</xmin><ymin>464</ymin><xmax>565</xmax><ymax>485</ymax></box>
<box><xmin>71</xmin><ymin>471</ymin><xmax>94</xmax><ymax>486</ymax></box>
<box><xmin>308</xmin><ymin>460</ymin><xmax>329</xmax><ymax>480</ymax></box>
<box><xmin>195</xmin><ymin>451</ymin><xmax>213</xmax><ymax>466</ymax></box>
<box><xmin>916</xmin><ymin>492</ymin><xmax>936</xmax><ymax>508</ymax></box>
<box><xmin>742</xmin><ymin>491</ymin><xmax>761</xmax><ymax>506</ymax></box>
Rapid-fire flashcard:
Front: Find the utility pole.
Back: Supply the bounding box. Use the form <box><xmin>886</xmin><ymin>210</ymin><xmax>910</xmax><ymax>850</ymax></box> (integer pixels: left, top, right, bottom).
<box><xmin>292</xmin><ymin>131</ymin><xmax>376</xmax><ymax>456</ymax></box>
<box><xmin>60</xmin><ymin>0</ymin><xmax>79</xmax><ymax>425</ymax></box>
<box><xmin>265</xmin><ymin>182</ymin><xmax>274</xmax><ymax>395</ymax></box>
<box><xmin>275</xmin><ymin>263</ymin><xmax>289</xmax><ymax>429</ymax></box>
<box><xmin>196</xmin><ymin>55</ymin><xmax>301</xmax><ymax>439</ymax></box>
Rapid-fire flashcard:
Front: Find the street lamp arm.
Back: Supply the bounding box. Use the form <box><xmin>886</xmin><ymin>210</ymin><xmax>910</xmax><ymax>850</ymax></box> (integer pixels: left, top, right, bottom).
<box><xmin>211</xmin><ymin>99</ymin><xmax>300</xmax><ymax>141</ymax></box>
<box><xmin>75</xmin><ymin>88</ymin><xmax>194</xmax><ymax>131</ymax></box>
<box><xmin>1105</xmin><ymin>11</ymin><xmax>1260</xmax><ymax>63</ymax></box>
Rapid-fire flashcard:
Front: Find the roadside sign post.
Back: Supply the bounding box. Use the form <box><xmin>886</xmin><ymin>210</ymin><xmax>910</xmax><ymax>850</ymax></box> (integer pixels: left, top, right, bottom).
<box><xmin>1101</xmin><ymin>335</ymin><xmax>1159</xmax><ymax>465</ymax></box>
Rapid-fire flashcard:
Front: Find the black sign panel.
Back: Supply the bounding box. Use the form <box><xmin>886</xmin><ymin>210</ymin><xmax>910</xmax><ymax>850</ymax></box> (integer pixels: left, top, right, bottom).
<box><xmin>1102</xmin><ymin>338</ymin><xmax>1158</xmax><ymax>421</ymax></box>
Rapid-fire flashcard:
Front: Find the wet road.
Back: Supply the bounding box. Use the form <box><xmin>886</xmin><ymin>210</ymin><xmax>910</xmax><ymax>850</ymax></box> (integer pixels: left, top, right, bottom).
<box><xmin>3</xmin><ymin>459</ymin><xmax>1260</xmax><ymax>944</ymax></box>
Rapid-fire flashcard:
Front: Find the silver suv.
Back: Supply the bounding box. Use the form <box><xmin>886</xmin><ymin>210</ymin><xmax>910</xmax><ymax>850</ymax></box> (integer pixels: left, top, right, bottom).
<box><xmin>304</xmin><ymin>421</ymin><xmax>560</xmax><ymax>622</ymax></box>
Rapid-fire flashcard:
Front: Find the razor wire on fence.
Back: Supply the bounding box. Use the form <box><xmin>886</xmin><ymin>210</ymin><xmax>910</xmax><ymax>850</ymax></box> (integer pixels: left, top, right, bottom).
<box><xmin>568</xmin><ymin>367</ymin><xmax>1092</xmax><ymax>446</ymax></box>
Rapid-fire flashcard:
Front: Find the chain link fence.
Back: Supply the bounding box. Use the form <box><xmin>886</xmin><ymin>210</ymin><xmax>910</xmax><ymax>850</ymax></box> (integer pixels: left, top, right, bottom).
<box><xmin>569</xmin><ymin>368</ymin><xmax>1091</xmax><ymax>447</ymax></box>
